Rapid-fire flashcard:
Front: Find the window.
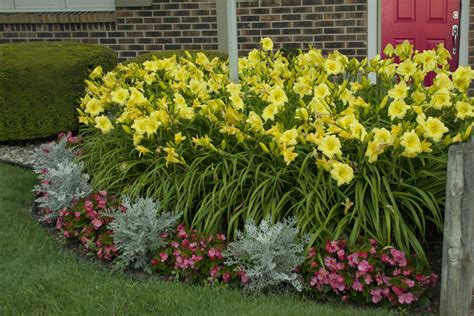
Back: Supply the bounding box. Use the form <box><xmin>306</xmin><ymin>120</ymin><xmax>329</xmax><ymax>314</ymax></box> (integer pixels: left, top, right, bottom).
<box><xmin>0</xmin><ymin>0</ymin><xmax>116</xmax><ymax>12</ymax></box>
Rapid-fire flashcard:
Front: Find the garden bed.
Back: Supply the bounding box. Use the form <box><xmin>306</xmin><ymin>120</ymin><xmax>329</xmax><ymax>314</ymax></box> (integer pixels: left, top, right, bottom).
<box><xmin>24</xmin><ymin>39</ymin><xmax>474</xmax><ymax>313</ymax></box>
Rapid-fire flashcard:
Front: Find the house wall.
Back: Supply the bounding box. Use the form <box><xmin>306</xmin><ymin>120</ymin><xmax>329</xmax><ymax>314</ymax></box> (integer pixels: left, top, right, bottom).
<box><xmin>0</xmin><ymin>0</ymin><xmax>367</xmax><ymax>61</ymax></box>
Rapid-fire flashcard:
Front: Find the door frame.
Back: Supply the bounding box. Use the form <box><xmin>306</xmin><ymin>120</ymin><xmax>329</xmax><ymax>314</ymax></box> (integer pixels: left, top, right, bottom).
<box><xmin>368</xmin><ymin>0</ymin><xmax>470</xmax><ymax>67</ymax></box>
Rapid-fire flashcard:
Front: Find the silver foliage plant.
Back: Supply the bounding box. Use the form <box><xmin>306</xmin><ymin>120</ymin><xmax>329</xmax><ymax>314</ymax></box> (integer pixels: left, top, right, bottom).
<box><xmin>34</xmin><ymin>139</ymin><xmax>91</xmax><ymax>220</ymax></box>
<box><xmin>224</xmin><ymin>217</ymin><xmax>307</xmax><ymax>292</ymax></box>
<box><xmin>33</xmin><ymin>137</ymin><xmax>78</xmax><ymax>173</ymax></box>
<box><xmin>108</xmin><ymin>196</ymin><xmax>181</xmax><ymax>272</ymax></box>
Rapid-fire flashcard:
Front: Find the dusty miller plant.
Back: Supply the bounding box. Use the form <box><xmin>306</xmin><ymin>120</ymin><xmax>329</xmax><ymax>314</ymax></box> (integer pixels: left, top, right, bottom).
<box><xmin>35</xmin><ymin>160</ymin><xmax>92</xmax><ymax>220</ymax></box>
<box><xmin>33</xmin><ymin>137</ymin><xmax>77</xmax><ymax>173</ymax></box>
<box><xmin>108</xmin><ymin>196</ymin><xmax>181</xmax><ymax>272</ymax></box>
<box><xmin>224</xmin><ymin>217</ymin><xmax>307</xmax><ymax>292</ymax></box>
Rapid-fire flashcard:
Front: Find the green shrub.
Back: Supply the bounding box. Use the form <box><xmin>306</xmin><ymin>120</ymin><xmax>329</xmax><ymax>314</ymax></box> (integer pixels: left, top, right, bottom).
<box><xmin>124</xmin><ymin>50</ymin><xmax>227</xmax><ymax>65</ymax></box>
<box><xmin>0</xmin><ymin>42</ymin><xmax>117</xmax><ymax>141</ymax></box>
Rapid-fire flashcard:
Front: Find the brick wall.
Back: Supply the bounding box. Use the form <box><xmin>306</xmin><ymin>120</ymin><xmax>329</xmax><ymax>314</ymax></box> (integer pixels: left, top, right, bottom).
<box><xmin>0</xmin><ymin>0</ymin><xmax>368</xmax><ymax>61</ymax></box>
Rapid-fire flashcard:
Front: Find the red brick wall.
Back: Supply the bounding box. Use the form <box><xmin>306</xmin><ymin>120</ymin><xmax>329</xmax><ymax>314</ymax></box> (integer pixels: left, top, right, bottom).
<box><xmin>0</xmin><ymin>0</ymin><xmax>368</xmax><ymax>61</ymax></box>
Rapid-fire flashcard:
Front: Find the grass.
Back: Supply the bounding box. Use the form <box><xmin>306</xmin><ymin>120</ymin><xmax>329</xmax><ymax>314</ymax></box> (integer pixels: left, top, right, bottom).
<box><xmin>0</xmin><ymin>162</ymin><xmax>394</xmax><ymax>316</ymax></box>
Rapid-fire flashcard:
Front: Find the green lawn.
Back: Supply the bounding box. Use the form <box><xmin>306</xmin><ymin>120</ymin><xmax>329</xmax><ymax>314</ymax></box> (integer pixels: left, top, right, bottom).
<box><xmin>0</xmin><ymin>162</ymin><xmax>393</xmax><ymax>316</ymax></box>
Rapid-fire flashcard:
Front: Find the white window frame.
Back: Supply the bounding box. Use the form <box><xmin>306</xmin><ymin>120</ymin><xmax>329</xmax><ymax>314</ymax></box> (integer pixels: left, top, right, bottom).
<box><xmin>0</xmin><ymin>0</ymin><xmax>115</xmax><ymax>12</ymax></box>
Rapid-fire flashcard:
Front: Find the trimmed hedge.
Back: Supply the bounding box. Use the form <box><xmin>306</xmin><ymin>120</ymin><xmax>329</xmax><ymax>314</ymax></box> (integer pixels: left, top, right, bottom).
<box><xmin>124</xmin><ymin>50</ymin><xmax>228</xmax><ymax>65</ymax></box>
<box><xmin>0</xmin><ymin>42</ymin><xmax>117</xmax><ymax>141</ymax></box>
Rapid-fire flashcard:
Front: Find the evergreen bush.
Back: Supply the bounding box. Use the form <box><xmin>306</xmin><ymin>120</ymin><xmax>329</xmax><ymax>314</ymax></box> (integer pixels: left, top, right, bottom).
<box><xmin>0</xmin><ymin>42</ymin><xmax>117</xmax><ymax>141</ymax></box>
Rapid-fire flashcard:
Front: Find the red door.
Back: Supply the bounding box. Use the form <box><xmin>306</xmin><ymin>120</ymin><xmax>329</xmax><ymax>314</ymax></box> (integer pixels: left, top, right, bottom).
<box><xmin>382</xmin><ymin>0</ymin><xmax>461</xmax><ymax>71</ymax></box>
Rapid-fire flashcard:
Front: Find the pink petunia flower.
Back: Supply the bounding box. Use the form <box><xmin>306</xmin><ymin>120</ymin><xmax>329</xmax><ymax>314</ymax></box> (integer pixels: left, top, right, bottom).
<box><xmin>189</xmin><ymin>242</ymin><xmax>198</xmax><ymax>251</ymax></box>
<box><xmin>325</xmin><ymin>240</ymin><xmax>339</xmax><ymax>253</ymax></box>
<box><xmin>370</xmin><ymin>288</ymin><xmax>383</xmax><ymax>304</ymax></box>
<box><xmin>192</xmin><ymin>254</ymin><xmax>204</xmax><ymax>263</ymax></box>
<box><xmin>208</xmin><ymin>248</ymin><xmax>222</xmax><ymax>260</ymax></box>
<box><xmin>210</xmin><ymin>265</ymin><xmax>221</xmax><ymax>277</ymax></box>
<box><xmin>381</xmin><ymin>253</ymin><xmax>395</xmax><ymax>265</ymax></box>
<box><xmin>352</xmin><ymin>279</ymin><xmax>363</xmax><ymax>292</ymax></box>
<box><xmin>84</xmin><ymin>200</ymin><xmax>94</xmax><ymax>210</ymax></box>
<box><xmin>398</xmin><ymin>292</ymin><xmax>415</xmax><ymax>304</ymax></box>
<box><xmin>328</xmin><ymin>273</ymin><xmax>345</xmax><ymax>292</ymax></box>
<box><xmin>390</xmin><ymin>248</ymin><xmax>407</xmax><ymax>267</ymax></box>
<box><xmin>404</xmin><ymin>278</ymin><xmax>415</xmax><ymax>288</ymax></box>
<box><xmin>369</xmin><ymin>238</ymin><xmax>378</xmax><ymax>246</ymax></box>
<box><xmin>159</xmin><ymin>252</ymin><xmax>169</xmax><ymax>262</ymax></box>
<box><xmin>237</xmin><ymin>271</ymin><xmax>249</xmax><ymax>284</ymax></box>
<box><xmin>178</xmin><ymin>229</ymin><xmax>188</xmax><ymax>239</ymax></box>
<box><xmin>222</xmin><ymin>272</ymin><xmax>231</xmax><ymax>283</ymax></box>
<box><xmin>391</xmin><ymin>286</ymin><xmax>403</xmax><ymax>296</ymax></box>
<box><xmin>364</xmin><ymin>274</ymin><xmax>373</xmax><ymax>284</ymax></box>
<box><xmin>324</xmin><ymin>257</ymin><xmax>338</xmax><ymax>271</ymax></box>
<box><xmin>357</xmin><ymin>260</ymin><xmax>372</xmax><ymax>274</ymax></box>
<box><xmin>347</xmin><ymin>253</ymin><xmax>360</xmax><ymax>267</ymax></box>
<box><xmin>91</xmin><ymin>218</ymin><xmax>103</xmax><ymax>230</ymax></box>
